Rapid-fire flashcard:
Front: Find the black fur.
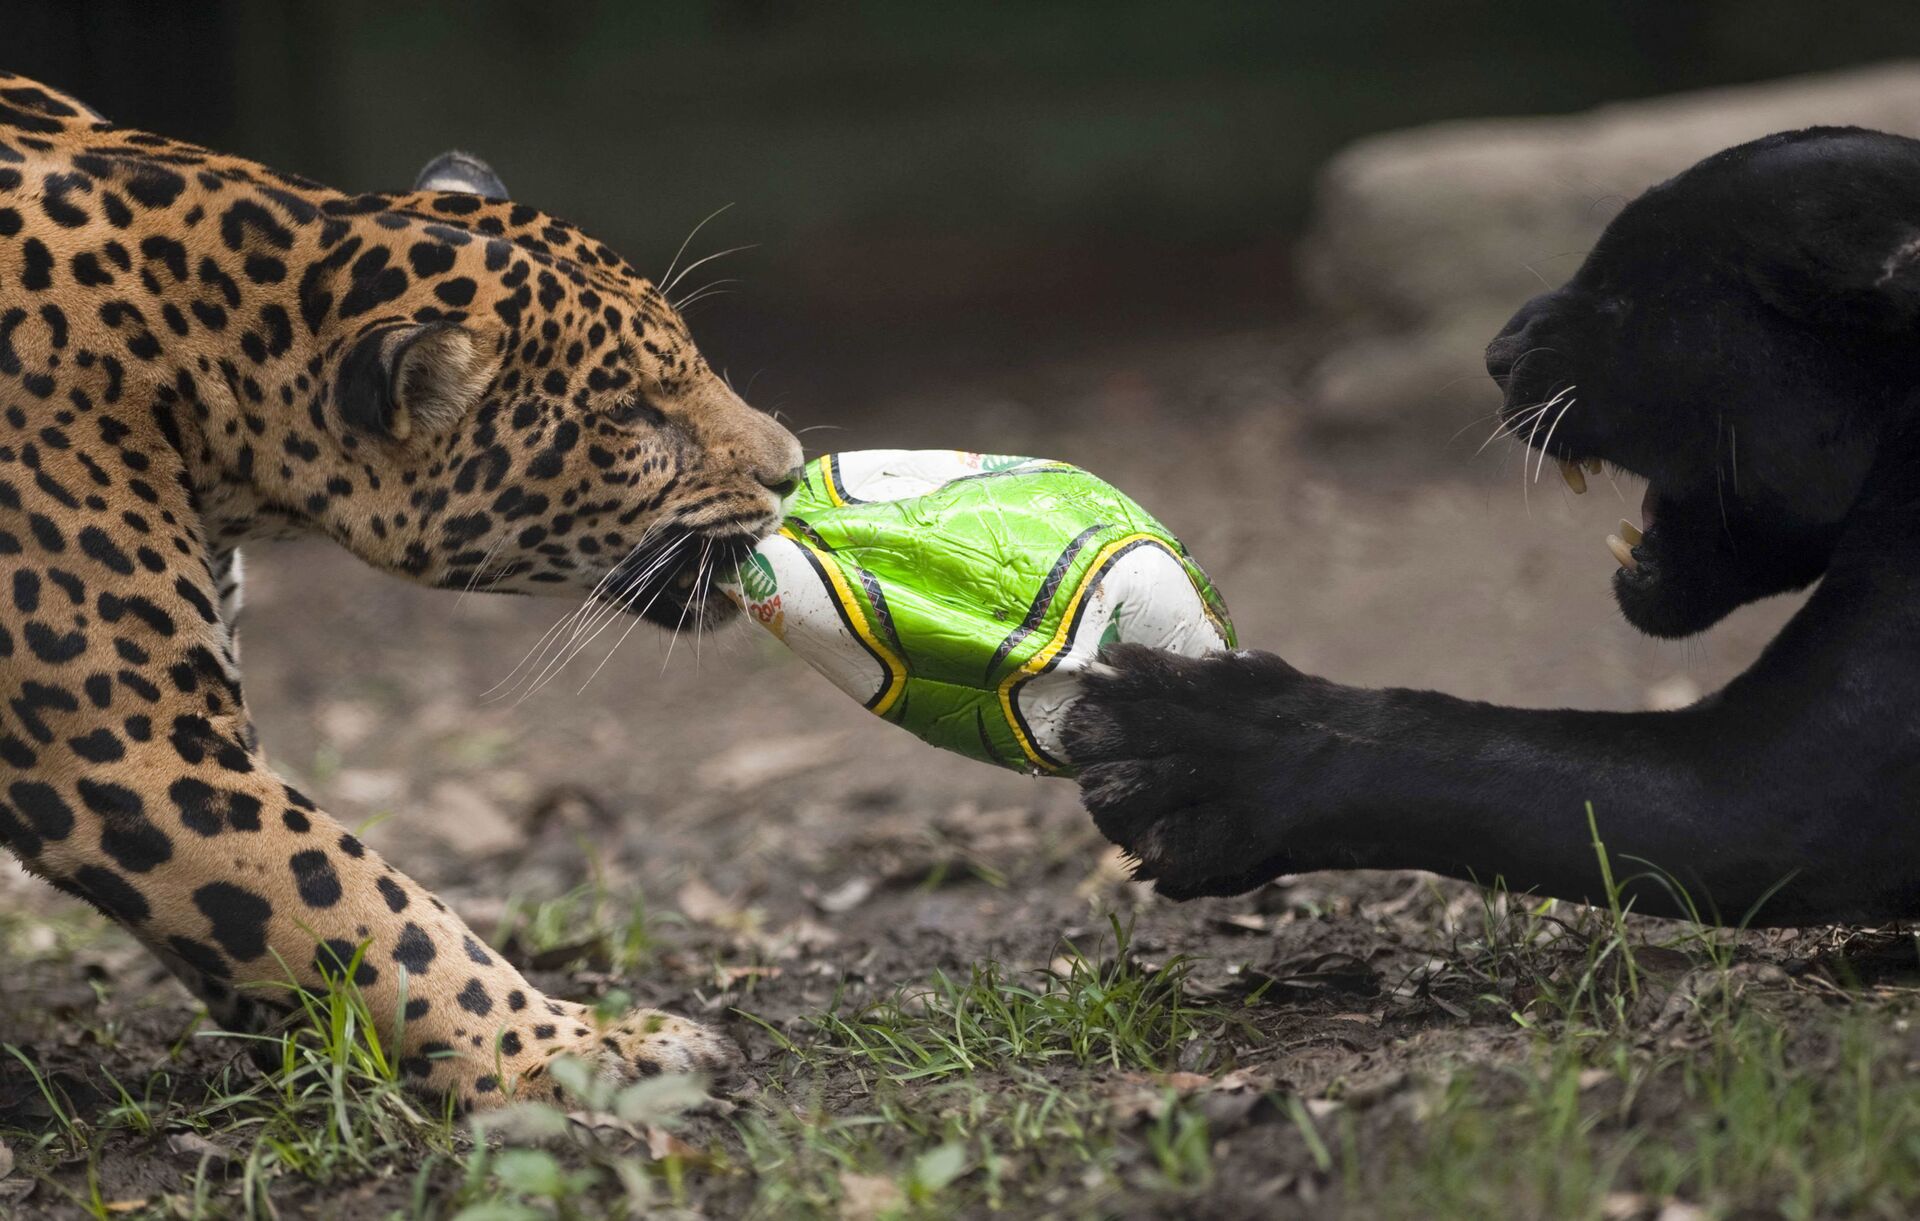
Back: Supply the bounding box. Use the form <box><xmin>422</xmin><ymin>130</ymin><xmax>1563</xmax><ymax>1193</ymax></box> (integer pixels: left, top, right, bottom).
<box><xmin>1070</xmin><ymin>128</ymin><xmax>1920</xmax><ymax>926</ymax></box>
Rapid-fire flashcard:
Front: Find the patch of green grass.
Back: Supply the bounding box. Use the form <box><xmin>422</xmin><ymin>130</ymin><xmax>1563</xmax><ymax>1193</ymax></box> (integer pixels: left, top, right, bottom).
<box><xmin>804</xmin><ymin>915</ymin><xmax>1232</xmax><ymax>1081</ymax></box>
<box><xmin>451</xmin><ymin>1059</ymin><xmax>715</xmax><ymax>1220</ymax></box>
<box><xmin>732</xmin><ymin>1064</ymin><xmax>1234</xmax><ymax>1218</ymax></box>
<box><xmin>492</xmin><ymin>866</ymin><xmax>664</xmax><ymax>974</ymax></box>
<box><xmin>191</xmin><ymin>951</ymin><xmax>461</xmax><ymax>1197</ymax></box>
<box><xmin>4</xmin><ymin>945</ymin><xmax>726</xmax><ymax>1219</ymax></box>
<box><xmin>1353</xmin><ymin>1007</ymin><xmax>1920</xmax><ymax>1220</ymax></box>
<box><xmin>733</xmin><ymin>1072</ymin><xmax>1191</xmax><ymax>1219</ymax></box>
<box><xmin>2</xmin><ymin>948</ymin><xmax>458</xmax><ymax>1217</ymax></box>
<box><xmin>1342</xmin><ymin>810</ymin><xmax>1920</xmax><ymax>1219</ymax></box>
<box><xmin>1441</xmin><ymin>804</ymin><xmax>1781</xmax><ymax>1039</ymax></box>
<box><xmin>731</xmin><ymin>916</ymin><xmax>1241</xmax><ymax>1217</ymax></box>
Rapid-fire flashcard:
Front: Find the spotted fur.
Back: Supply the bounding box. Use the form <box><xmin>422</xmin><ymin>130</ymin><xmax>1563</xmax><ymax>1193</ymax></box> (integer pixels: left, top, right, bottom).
<box><xmin>0</xmin><ymin>73</ymin><xmax>802</xmax><ymax>1103</ymax></box>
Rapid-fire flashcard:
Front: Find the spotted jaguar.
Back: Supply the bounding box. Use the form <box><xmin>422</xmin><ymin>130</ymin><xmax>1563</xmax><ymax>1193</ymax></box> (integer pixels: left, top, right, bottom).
<box><xmin>0</xmin><ymin>72</ymin><xmax>803</xmax><ymax>1104</ymax></box>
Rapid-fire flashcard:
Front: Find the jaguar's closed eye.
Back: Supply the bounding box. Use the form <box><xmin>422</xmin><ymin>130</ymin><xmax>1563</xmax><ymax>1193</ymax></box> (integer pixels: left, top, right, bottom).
<box><xmin>608</xmin><ymin>394</ymin><xmax>667</xmax><ymax>427</ymax></box>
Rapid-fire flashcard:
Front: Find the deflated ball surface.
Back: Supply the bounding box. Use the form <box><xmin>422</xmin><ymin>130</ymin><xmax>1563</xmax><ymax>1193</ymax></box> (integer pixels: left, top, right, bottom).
<box><xmin>722</xmin><ymin>450</ymin><xmax>1234</xmax><ymax>774</ymax></box>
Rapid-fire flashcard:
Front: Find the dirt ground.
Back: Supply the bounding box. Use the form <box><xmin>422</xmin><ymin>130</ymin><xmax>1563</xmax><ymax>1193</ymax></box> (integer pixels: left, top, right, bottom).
<box><xmin>3</xmin><ymin>304</ymin><xmax>1912</xmax><ymax>1219</ymax></box>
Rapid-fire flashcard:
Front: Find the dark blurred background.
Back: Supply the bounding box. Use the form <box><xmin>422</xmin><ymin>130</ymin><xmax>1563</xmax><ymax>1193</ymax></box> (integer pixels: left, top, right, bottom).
<box><xmin>12</xmin><ymin>0</ymin><xmax>1920</xmax><ymax>414</ymax></box>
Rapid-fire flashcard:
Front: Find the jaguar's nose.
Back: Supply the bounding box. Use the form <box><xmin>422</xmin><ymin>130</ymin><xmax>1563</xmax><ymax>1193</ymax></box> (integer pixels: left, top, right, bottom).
<box><xmin>1486</xmin><ymin>293</ymin><xmax>1554</xmax><ymax>383</ymax></box>
<box><xmin>1485</xmin><ymin>330</ymin><xmax>1525</xmax><ymax>382</ymax></box>
<box><xmin>763</xmin><ymin>466</ymin><xmax>804</xmax><ymax>499</ymax></box>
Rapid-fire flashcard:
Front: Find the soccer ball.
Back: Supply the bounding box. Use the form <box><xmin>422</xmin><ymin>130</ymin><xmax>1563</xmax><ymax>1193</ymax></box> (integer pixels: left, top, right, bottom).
<box><xmin>721</xmin><ymin>449</ymin><xmax>1235</xmax><ymax>775</ymax></box>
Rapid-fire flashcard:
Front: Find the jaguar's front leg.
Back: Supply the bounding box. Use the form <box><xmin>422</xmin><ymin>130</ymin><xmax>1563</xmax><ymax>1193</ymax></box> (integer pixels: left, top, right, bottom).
<box><xmin>23</xmin><ymin>721</ymin><xmax>737</xmax><ymax>1102</ymax></box>
<box><xmin>4</xmin><ymin>579</ymin><xmax>735</xmax><ymax>1107</ymax></box>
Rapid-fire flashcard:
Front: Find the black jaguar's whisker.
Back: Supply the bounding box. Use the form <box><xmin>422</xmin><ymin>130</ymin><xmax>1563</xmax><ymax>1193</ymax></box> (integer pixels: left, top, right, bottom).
<box><xmin>1602</xmin><ymin>464</ymin><xmax>1629</xmax><ymax>504</ymax></box>
<box><xmin>1448</xmin><ymin>407</ymin><xmax>1511</xmax><ymax>450</ymax></box>
<box><xmin>1504</xmin><ymin>345</ymin><xmax>1560</xmax><ymax>380</ymax></box>
<box><xmin>1533</xmin><ymin>390</ymin><xmax>1578</xmax><ymax>483</ymax></box>
<box><xmin>1521</xmin><ymin>386</ymin><xmax>1570</xmax><ymax>511</ymax></box>
<box><xmin>1475</xmin><ymin>401</ymin><xmax>1547</xmax><ymax>458</ymax></box>
<box><xmin>1478</xmin><ymin>392</ymin><xmax>1560</xmax><ymax>458</ymax></box>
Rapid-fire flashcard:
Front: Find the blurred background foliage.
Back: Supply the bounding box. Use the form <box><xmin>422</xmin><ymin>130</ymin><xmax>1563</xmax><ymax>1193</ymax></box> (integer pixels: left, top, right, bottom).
<box><xmin>10</xmin><ymin>0</ymin><xmax>1920</xmax><ymax>400</ymax></box>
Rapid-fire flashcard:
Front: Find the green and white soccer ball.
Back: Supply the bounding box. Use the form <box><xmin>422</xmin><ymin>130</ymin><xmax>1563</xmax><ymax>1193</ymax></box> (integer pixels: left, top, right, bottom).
<box><xmin>721</xmin><ymin>449</ymin><xmax>1235</xmax><ymax>775</ymax></box>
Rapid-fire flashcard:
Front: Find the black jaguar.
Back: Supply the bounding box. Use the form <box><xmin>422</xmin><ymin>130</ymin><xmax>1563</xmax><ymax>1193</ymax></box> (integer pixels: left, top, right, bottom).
<box><xmin>1068</xmin><ymin>128</ymin><xmax>1920</xmax><ymax>926</ymax></box>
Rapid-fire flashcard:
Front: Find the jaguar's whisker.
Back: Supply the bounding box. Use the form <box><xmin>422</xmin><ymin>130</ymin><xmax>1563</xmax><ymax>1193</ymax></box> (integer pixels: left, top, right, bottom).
<box><xmin>456</xmin><ymin>531</ymin><xmax>515</xmax><ymax>604</ymax></box>
<box><xmin>662</xmin><ymin>244</ymin><xmax>756</xmax><ymax>299</ymax></box>
<box><xmin>1533</xmin><ymin>391</ymin><xmax>1578</xmax><ymax>483</ymax></box>
<box><xmin>690</xmin><ymin>547</ymin><xmax>719</xmax><ymax>665</ymax></box>
<box><xmin>672</xmin><ymin>278</ymin><xmax>741</xmax><ymax>310</ymax></box>
<box><xmin>517</xmin><ymin>535</ymin><xmax>689</xmax><ymax>702</ymax></box>
<box><xmin>578</xmin><ymin>549</ymin><xmax>697</xmax><ymax>694</ymax></box>
<box><xmin>1476</xmin><ymin>397</ymin><xmax>1555</xmax><ymax>457</ymax></box>
<box><xmin>484</xmin><ymin>533</ymin><xmax>653</xmax><ymax>702</ymax></box>
<box><xmin>674</xmin><ymin>286</ymin><xmax>736</xmax><ymax>312</ymax></box>
<box><xmin>660</xmin><ymin>537</ymin><xmax>712</xmax><ymax>675</ymax></box>
<box><xmin>1521</xmin><ymin>386</ymin><xmax>1567</xmax><ymax>512</ymax></box>
<box><xmin>658</xmin><ymin>204</ymin><xmax>733</xmax><ymax>297</ymax></box>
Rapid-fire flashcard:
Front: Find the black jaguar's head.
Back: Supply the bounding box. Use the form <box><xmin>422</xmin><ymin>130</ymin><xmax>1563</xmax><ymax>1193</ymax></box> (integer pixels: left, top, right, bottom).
<box><xmin>1484</xmin><ymin>126</ymin><xmax>1920</xmax><ymax>637</ymax></box>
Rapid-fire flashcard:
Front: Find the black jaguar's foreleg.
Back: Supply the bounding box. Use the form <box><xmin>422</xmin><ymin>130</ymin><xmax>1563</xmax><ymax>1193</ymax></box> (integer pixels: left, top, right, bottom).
<box><xmin>1070</xmin><ymin>532</ymin><xmax>1920</xmax><ymax>926</ymax></box>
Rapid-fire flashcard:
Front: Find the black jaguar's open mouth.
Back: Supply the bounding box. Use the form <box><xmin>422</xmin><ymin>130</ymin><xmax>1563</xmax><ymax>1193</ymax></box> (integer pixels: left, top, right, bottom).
<box><xmin>1542</xmin><ymin>450</ymin><xmax>1670</xmax><ymax>589</ymax></box>
<box><xmin>1532</xmin><ymin>437</ymin><xmax>1734</xmax><ymax>636</ymax></box>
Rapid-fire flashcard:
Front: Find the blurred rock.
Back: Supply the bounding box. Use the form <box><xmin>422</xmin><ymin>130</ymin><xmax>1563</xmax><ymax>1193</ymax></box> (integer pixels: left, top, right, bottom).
<box><xmin>1298</xmin><ymin>61</ymin><xmax>1920</xmax><ymax>427</ymax></box>
<box><xmin>522</xmin><ymin>784</ymin><xmax>616</xmax><ymax>836</ymax></box>
<box><xmin>316</xmin><ymin>699</ymin><xmax>379</xmax><ymax>749</ymax></box>
<box><xmin>423</xmin><ymin>780</ymin><xmax>521</xmax><ymax>857</ymax></box>
<box><xmin>1644</xmin><ymin>673</ymin><xmax>1705</xmax><ymax>711</ymax></box>
<box><xmin>333</xmin><ymin>768</ymin><xmax>404</xmax><ymax>806</ymax></box>
<box><xmin>807</xmin><ymin>875</ymin><xmax>874</xmax><ymax>915</ymax></box>
<box><xmin>694</xmin><ymin>731</ymin><xmax>850</xmax><ymax>794</ymax></box>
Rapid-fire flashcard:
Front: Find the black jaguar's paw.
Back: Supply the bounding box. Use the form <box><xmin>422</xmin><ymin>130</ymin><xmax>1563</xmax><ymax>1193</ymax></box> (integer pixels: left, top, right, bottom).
<box><xmin>1065</xmin><ymin>644</ymin><xmax>1306</xmax><ymax>899</ymax></box>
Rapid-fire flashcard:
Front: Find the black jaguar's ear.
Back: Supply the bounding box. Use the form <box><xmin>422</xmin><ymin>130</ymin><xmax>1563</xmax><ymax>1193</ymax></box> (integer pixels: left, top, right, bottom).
<box><xmin>337</xmin><ymin>322</ymin><xmax>499</xmax><ymax>440</ymax></box>
<box><xmin>1753</xmin><ymin>218</ymin><xmax>1920</xmax><ymax>334</ymax></box>
<box><xmin>413</xmin><ymin>150</ymin><xmax>509</xmax><ymax>198</ymax></box>
<box><xmin>1864</xmin><ymin>232</ymin><xmax>1920</xmax><ymax>332</ymax></box>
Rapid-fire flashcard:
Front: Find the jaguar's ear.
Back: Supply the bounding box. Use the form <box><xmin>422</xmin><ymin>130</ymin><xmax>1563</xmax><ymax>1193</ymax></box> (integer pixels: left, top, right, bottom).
<box><xmin>337</xmin><ymin>322</ymin><xmax>499</xmax><ymax>440</ymax></box>
<box><xmin>413</xmin><ymin>150</ymin><xmax>508</xmax><ymax>198</ymax></box>
<box><xmin>1861</xmin><ymin>231</ymin><xmax>1920</xmax><ymax>332</ymax></box>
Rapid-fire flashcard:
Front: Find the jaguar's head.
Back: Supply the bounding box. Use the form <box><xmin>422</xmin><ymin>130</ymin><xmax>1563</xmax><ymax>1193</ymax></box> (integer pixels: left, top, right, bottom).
<box><xmin>316</xmin><ymin>154</ymin><xmax>802</xmax><ymax>632</ymax></box>
<box><xmin>1484</xmin><ymin>127</ymin><xmax>1920</xmax><ymax>637</ymax></box>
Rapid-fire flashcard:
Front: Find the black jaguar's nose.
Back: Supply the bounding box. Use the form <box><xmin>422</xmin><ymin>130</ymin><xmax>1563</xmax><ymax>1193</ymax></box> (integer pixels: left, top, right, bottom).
<box><xmin>1485</xmin><ymin>332</ymin><xmax>1523</xmax><ymax>382</ymax></box>
<box><xmin>1485</xmin><ymin>293</ymin><xmax>1552</xmax><ymax>383</ymax></box>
